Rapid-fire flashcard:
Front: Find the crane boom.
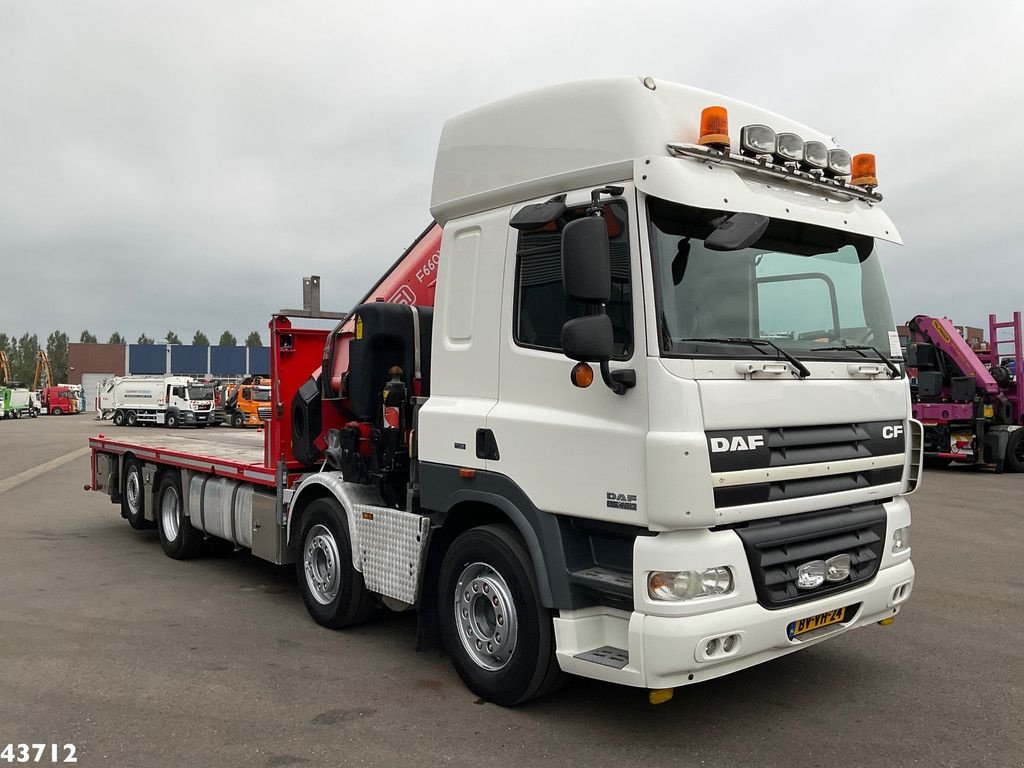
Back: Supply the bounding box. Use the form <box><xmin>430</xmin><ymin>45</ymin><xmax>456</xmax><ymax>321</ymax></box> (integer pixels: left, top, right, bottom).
<box><xmin>0</xmin><ymin>350</ymin><xmax>11</xmax><ymax>384</ymax></box>
<box><xmin>33</xmin><ymin>351</ymin><xmax>54</xmax><ymax>390</ymax></box>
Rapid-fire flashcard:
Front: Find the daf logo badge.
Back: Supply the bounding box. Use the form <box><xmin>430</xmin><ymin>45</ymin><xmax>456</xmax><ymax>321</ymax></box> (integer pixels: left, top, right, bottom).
<box><xmin>709</xmin><ymin>434</ymin><xmax>765</xmax><ymax>453</ymax></box>
<box><xmin>796</xmin><ymin>554</ymin><xmax>852</xmax><ymax>589</ymax></box>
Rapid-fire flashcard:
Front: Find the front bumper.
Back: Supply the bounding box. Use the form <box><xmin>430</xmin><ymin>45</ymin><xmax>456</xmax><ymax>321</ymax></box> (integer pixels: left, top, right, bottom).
<box><xmin>553</xmin><ymin>558</ymin><xmax>914</xmax><ymax>689</ymax></box>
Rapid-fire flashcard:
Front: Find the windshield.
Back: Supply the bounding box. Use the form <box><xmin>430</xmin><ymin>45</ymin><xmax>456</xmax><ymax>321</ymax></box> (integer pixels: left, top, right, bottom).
<box><xmin>187</xmin><ymin>386</ymin><xmax>214</xmax><ymax>400</ymax></box>
<box><xmin>648</xmin><ymin>198</ymin><xmax>897</xmax><ymax>360</ymax></box>
<box><xmin>252</xmin><ymin>387</ymin><xmax>271</xmax><ymax>402</ymax></box>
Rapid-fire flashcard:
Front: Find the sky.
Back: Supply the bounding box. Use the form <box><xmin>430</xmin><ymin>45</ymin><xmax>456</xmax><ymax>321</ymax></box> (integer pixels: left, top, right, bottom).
<box><xmin>1</xmin><ymin>1</ymin><xmax>1022</xmax><ymax>344</ymax></box>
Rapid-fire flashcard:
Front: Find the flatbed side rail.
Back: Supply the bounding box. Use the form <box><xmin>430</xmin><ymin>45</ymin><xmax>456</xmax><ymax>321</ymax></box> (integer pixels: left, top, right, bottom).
<box><xmin>88</xmin><ymin>437</ymin><xmax>278</xmax><ymax>486</ymax></box>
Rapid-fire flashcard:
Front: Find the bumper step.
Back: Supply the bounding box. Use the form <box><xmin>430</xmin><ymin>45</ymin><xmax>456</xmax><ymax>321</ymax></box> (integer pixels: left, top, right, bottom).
<box><xmin>574</xmin><ymin>645</ymin><xmax>630</xmax><ymax>669</ymax></box>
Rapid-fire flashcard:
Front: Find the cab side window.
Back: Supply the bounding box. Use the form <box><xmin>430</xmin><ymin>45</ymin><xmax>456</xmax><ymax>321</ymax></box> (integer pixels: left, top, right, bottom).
<box><xmin>513</xmin><ymin>201</ymin><xmax>632</xmax><ymax>358</ymax></box>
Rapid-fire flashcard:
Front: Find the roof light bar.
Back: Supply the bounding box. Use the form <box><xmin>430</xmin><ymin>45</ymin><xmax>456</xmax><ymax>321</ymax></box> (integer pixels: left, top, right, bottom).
<box><xmin>664</xmin><ymin>142</ymin><xmax>883</xmax><ymax>203</ymax></box>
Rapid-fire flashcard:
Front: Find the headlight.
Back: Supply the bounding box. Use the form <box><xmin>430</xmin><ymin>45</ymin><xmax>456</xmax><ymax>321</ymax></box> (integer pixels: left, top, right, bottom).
<box><xmin>892</xmin><ymin>526</ymin><xmax>910</xmax><ymax>554</ymax></box>
<box><xmin>648</xmin><ymin>567</ymin><xmax>734</xmax><ymax>601</ymax></box>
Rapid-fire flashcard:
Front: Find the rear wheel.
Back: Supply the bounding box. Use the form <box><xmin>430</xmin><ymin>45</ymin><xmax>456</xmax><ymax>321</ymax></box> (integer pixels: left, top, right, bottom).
<box><xmin>295</xmin><ymin>498</ymin><xmax>375</xmax><ymax>628</ymax></box>
<box><xmin>122</xmin><ymin>459</ymin><xmax>154</xmax><ymax>530</ymax></box>
<box><xmin>112</xmin><ymin>409</ymin><xmax>125</xmax><ymax>426</ymax></box>
<box><xmin>438</xmin><ymin>525</ymin><xmax>564</xmax><ymax>706</ymax></box>
<box><xmin>126</xmin><ymin>410</ymin><xmax>138</xmax><ymax>426</ymax></box>
<box><xmin>157</xmin><ymin>472</ymin><xmax>203</xmax><ymax>559</ymax></box>
<box><xmin>1004</xmin><ymin>430</ymin><xmax>1024</xmax><ymax>473</ymax></box>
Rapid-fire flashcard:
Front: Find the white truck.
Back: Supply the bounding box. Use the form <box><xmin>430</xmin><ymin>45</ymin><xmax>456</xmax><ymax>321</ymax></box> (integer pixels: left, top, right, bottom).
<box><xmin>87</xmin><ymin>77</ymin><xmax>921</xmax><ymax>706</ymax></box>
<box><xmin>101</xmin><ymin>375</ymin><xmax>216</xmax><ymax>428</ymax></box>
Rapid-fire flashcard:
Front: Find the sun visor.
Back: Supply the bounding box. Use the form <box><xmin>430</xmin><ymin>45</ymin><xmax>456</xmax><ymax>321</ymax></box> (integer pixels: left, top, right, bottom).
<box><xmin>636</xmin><ymin>156</ymin><xmax>902</xmax><ymax>245</ymax></box>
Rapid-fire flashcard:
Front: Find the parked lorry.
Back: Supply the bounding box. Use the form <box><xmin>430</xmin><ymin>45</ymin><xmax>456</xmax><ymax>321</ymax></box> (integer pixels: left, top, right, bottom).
<box><xmin>87</xmin><ymin>77</ymin><xmax>921</xmax><ymax>705</ymax></box>
<box><xmin>99</xmin><ymin>375</ymin><xmax>216</xmax><ymax>428</ymax></box>
<box><xmin>41</xmin><ymin>385</ymin><xmax>80</xmax><ymax>416</ymax></box>
<box><xmin>2</xmin><ymin>386</ymin><xmax>37</xmax><ymax>419</ymax></box>
<box><xmin>220</xmin><ymin>376</ymin><xmax>272</xmax><ymax>427</ymax></box>
<box><xmin>906</xmin><ymin>312</ymin><xmax>1024</xmax><ymax>471</ymax></box>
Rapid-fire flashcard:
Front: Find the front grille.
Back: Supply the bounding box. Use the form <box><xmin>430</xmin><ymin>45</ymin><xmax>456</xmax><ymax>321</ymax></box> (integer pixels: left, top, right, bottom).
<box><xmin>733</xmin><ymin>503</ymin><xmax>887</xmax><ymax>609</ymax></box>
<box><xmin>257</xmin><ymin>407</ymin><xmax>271</xmax><ymax>420</ymax></box>
<box><xmin>707</xmin><ymin>420</ymin><xmax>905</xmax><ymax>508</ymax></box>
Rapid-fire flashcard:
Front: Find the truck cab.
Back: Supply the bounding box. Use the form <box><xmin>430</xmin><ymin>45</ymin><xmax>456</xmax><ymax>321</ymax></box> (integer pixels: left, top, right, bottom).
<box><xmin>409</xmin><ymin>77</ymin><xmax>921</xmax><ymax>696</ymax></box>
<box><xmin>223</xmin><ymin>377</ymin><xmax>272</xmax><ymax>427</ymax></box>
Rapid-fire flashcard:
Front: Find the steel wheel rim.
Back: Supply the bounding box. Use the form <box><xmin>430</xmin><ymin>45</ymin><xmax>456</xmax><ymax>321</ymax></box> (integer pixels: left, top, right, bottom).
<box><xmin>304</xmin><ymin>524</ymin><xmax>341</xmax><ymax>605</ymax></box>
<box><xmin>160</xmin><ymin>487</ymin><xmax>180</xmax><ymax>541</ymax></box>
<box><xmin>454</xmin><ymin>562</ymin><xmax>518</xmax><ymax>671</ymax></box>
<box><xmin>126</xmin><ymin>469</ymin><xmax>141</xmax><ymax>515</ymax></box>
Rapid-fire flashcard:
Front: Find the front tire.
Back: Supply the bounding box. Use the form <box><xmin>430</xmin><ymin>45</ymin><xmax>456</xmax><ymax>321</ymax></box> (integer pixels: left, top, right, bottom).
<box><xmin>51</xmin><ymin>407</ymin><xmax>62</xmax><ymax>416</ymax></box>
<box><xmin>438</xmin><ymin>525</ymin><xmax>564</xmax><ymax>706</ymax></box>
<box><xmin>156</xmin><ymin>472</ymin><xmax>203</xmax><ymax>559</ymax></box>
<box><xmin>232</xmin><ymin>412</ymin><xmax>243</xmax><ymax>428</ymax></box>
<box><xmin>295</xmin><ymin>498</ymin><xmax>375</xmax><ymax>628</ymax></box>
<box><xmin>166</xmin><ymin>412</ymin><xmax>179</xmax><ymax>429</ymax></box>
<box><xmin>122</xmin><ymin>458</ymin><xmax>154</xmax><ymax>530</ymax></box>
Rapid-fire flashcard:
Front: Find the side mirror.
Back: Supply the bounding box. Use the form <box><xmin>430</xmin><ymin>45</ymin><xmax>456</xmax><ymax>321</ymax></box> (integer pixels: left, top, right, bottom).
<box><xmin>562</xmin><ymin>217</ymin><xmax>610</xmax><ymax>303</ymax></box>
<box><xmin>561</xmin><ymin>314</ymin><xmax>614</xmax><ymax>363</ymax></box>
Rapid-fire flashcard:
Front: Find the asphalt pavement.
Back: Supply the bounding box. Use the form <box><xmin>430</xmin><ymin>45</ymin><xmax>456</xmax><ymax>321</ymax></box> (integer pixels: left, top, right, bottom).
<box><xmin>1</xmin><ymin>415</ymin><xmax>1021</xmax><ymax>768</ymax></box>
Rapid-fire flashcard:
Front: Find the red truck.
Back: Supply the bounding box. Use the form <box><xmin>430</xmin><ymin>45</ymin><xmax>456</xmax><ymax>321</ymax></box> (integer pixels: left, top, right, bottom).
<box><xmin>42</xmin><ymin>385</ymin><xmax>79</xmax><ymax>416</ymax></box>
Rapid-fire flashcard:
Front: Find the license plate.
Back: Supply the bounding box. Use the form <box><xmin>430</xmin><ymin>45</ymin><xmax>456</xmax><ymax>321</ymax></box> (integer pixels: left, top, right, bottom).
<box><xmin>788</xmin><ymin>607</ymin><xmax>847</xmax><ymax>639</ymax></box>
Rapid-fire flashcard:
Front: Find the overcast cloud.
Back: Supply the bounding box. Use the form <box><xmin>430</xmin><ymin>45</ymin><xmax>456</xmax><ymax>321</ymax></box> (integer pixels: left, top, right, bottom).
<box><xmin>1</xmin><ymin>1</ymin><xmax>1022</xmax><ymax>343</ymax></box>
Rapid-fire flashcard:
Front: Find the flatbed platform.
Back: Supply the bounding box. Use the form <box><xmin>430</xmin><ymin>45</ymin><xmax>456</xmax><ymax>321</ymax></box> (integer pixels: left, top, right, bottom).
<box><xmin>89</xmin><ymin>425</ymin><xmax>276</xmax><ymax>485</ymax></box>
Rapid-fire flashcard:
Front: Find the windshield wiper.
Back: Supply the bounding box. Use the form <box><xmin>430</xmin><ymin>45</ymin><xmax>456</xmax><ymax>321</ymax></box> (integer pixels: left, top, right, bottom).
<box><xmin>811</xmin><ymin>344</ymin><xmax>901</xmax><ymax>379</ymax></box>
<box><xmin>676</xmin><ymin>337</ymin><xmax>811</xmax><ymax>379</ymax></box>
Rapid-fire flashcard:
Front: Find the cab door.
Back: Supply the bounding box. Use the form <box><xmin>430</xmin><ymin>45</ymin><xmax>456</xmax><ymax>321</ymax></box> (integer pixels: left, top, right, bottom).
<box><xmin>484</xmin><ymin>187</ymin><xmax>649</xmax><ymax>526</ymax></box>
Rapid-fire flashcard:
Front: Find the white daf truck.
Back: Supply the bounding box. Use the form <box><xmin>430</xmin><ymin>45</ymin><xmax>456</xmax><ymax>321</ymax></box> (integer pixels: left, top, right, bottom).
<box><xmin>101</xmin><ymin>375</ymin><xmax>215</xmax><ymax>428</ymax></box>
<box><xmin>87</xmin><ymin>77</ymin><xmax>921</xmax><ymax>706</ymax></box>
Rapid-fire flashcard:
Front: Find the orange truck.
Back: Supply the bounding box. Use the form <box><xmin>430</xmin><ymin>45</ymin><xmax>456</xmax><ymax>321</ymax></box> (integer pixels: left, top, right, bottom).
<box><xmin>222</xmin><ymin>377</ymin><xmax>271</xmax><ymax>427</ymax></box>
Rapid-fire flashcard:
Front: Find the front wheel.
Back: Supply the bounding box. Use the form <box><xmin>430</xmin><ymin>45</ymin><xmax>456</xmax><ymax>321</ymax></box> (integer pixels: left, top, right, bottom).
<box><xmin>165</xmin><ymin>412</ymin><xmax>179</xmax><ymax>429</ymax></box>
<box><xmin>295</xmin><ymin>498</ymin><xmax>375</xmax><ymax>628</ymax></box>
<box><xmin>438</xmin><ymin>525</ymin><xmax>564</xmax><ymax>706</ymax></box>
<box><xmin>231</xmin><ymin>412</ymin><xmax>243</xmax><ymax>428</ymax></box>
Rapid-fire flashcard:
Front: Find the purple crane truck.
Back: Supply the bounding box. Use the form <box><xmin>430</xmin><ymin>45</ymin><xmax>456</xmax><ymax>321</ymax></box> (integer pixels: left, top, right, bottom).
<box><xmin>906</xmin><ymin>312</ymin><xmax>1024</xmax><ymax>472</ymax></box>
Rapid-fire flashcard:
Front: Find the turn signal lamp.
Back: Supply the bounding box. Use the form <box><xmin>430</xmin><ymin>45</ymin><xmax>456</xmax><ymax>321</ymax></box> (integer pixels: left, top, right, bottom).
<box><xmin>739</xmin><ymin>124</ymin><xmax>776</xmax><ymax>156</ymax></box>
<box><xmin>698</xmin><ymin>106</ymin><xmax>730</xmax><ymax>147</ymax></box>
<box><xmin>803</xmin><ymin>141</ymin><xmax>828</xmax><ymax>170</ymax></box>
<box><xmin>827</xmin><ymin>148</ymin><xmax>852</xmax><ymax>177</ymax></box>
<box><xmin>852</xmin><ymin>153</ymin><xmax>877</xmax><ymax>187</ymax></box>
<box><xmin>570</xmin><ymin>362</ymin><xmax>594</xmax><ymax>388</ymax></box>
<box><xmin>774</xmin><ymin>132</ymin><xmax>804</xmax><ymax>163</ymax></box>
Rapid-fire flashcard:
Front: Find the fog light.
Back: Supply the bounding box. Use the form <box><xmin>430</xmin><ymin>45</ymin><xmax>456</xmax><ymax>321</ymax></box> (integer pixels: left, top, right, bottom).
<box><xmin>796</xmin><ymin>560</ymin><xmax>826</xmax><ymax>589</ymax></box>
<box><xmin>722</xmin><ymin>634</ymin><xmax>738</xmax><ymax>653</ymax></box>
<box><xmin>825</xmin><ymin>553</ymin><xmax>851</xmax><ymax>582</ymax></box>
<box><xmin>892</xmin><ymin>526</ymin><xmax>910</xmax><ymax>554</ymax></box>
<box><xmin>648</xmin><ymin>567</ymin><xmax>734</xmax><ymax>601</ymax></box>
<box><xmin>705</xmin><ymin>638</ymin><xmax>719</xmax><ymax>656</ymax></box>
